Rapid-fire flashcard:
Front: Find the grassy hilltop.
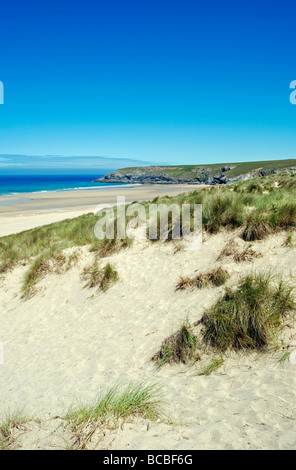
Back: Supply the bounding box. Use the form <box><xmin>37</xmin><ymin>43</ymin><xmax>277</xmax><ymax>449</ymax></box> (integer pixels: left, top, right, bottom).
<box><xmin>96</xmin><ymin>159</ymin><xmax>296</xmax><ymax>184</ymax></box>
<box><xmin>121</xmin><ymin>159</ymin><xmax>296</xmax><ymax>178</ymax></box>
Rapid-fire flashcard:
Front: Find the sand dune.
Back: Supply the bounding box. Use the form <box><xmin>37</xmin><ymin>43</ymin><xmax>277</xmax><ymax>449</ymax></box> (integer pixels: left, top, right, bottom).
<box><xmin>0</xmin><ymin>229</ymin><xmax>296</xmax><ymax>449</ymax></box>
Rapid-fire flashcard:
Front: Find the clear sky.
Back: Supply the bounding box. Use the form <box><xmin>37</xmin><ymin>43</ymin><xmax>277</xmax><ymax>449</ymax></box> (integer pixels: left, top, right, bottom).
<box><xmin>0</xmin><ymin>0</ymin><xmax>296</xmax><ymax>170</ymax></box>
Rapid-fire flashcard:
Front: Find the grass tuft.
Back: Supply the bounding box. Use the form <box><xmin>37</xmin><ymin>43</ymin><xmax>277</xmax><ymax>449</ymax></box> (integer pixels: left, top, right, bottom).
<box><xmin>176</xmin><ymin>267</ymin><xmax>229</xmax><ymax>290</ymax></box>
<box><xmin>201</xmin><ymin>274</ymin><xmax>296</xmax><ymax>352</ymax></box>
<box><xmin>82</xmin><ymin>261</ymin><xmax>118</xmax><ymax>291</ymax></box>
<box><xmin>65</xmin><ymin>382</ymin><xmax>163</xmax><ymax>449</ymax></box>
<box><xmin>22</xmin><ymin>252</ymin><xmax>52</xmax><ymax>299</ymax></box>
<box><xmin>0</xmin><ymin>411</ymin><xmax>30</xmax><ymax>450</ymax></box>
<box><xmin>217</xmin><ymin>239</ymin><xmax>261</xmax><ymax>263</ymax></box>
<box><xmin>151</xmin><ymin>321</ymin><xmax>200</xmax><ymax>366</ymax></box>
<box><xmin>21</xmin><ymin>249</ymin><xmax>80</xmax><ymax>299</ymax></box>
<box><xmin>242</xmin><ymin>219</ymin><xmax>271</xmax><ymax>241</ymax></box>
<box><xmin>196</xmin><ymin>358</ymin><xmax>224</xmax><ymax>376</ymax></box>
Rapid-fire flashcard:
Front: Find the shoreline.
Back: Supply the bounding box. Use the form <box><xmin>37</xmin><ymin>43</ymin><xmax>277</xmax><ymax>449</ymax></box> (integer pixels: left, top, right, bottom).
<box><xmin>1</xmin><ymin>173</ymin><xmax>296</xmax><ymax>449</ymax></box>
<box><xmin>0</xmin><ymin>182</ymin><xmax>142</xmax><ymax>198</ymax></box>
<box><xmin>0</xmin><ymin>184</ymin><xmax>205</xmax><ymax>237</ymax></box>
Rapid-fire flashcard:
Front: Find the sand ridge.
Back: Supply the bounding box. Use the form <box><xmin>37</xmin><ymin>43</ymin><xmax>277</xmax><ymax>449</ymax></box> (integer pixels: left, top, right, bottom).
<box><xmin>0</xmin><ymin>229</ymin><xmax>296</xmax><ymax>449</ymax></box>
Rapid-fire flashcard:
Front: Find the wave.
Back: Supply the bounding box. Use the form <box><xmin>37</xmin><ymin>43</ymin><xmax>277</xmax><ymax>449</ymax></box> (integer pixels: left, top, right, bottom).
<box><xmin>0</xmin><ymin>183</ymin><xmax>143</xmax><ymax>197</ymax></box>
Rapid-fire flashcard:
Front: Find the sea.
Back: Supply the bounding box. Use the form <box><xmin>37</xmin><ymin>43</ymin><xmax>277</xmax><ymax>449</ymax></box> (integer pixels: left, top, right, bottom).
<box><xmin>0</xmin><ymin>174</ymin><xmax>134</xmax><ymax>196</ymax></box>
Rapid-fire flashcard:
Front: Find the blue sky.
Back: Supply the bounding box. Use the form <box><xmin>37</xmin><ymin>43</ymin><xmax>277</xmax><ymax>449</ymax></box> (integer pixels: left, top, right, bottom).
<box><xmin>0</xmin><ymin>0</ymin><xmax>296</xmax><ymax>171</ymax></box>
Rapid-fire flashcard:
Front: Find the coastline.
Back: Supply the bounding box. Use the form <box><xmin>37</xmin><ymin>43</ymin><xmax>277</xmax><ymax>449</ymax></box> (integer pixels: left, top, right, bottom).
<box><xmin>0</xmin><ymin>184</ymin><xmax>204</xmax><ymax>237</ymax></box>
<box><xmin>0</xmin><ymin>182</ymin><xmax>142</xmax><ymax>198</ymax></box>
<box><xmin>1</xmin><ymin>173</ymin><xmax>296</xmax><ymax>449</ymax></box>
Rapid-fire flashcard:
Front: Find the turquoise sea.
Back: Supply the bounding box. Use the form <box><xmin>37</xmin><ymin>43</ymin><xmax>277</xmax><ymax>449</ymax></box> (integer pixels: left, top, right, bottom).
<box><xmin>0</xmin><ymin>174</ymin><xmax>132</xmax><ymax>196</ymax></box>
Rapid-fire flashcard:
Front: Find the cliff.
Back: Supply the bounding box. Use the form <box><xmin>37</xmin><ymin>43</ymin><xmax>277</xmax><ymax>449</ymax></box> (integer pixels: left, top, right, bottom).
<box><xmin>94</xmin><ymin>160</ymin><xmax>296</xmax><ymax>185</ymax></box>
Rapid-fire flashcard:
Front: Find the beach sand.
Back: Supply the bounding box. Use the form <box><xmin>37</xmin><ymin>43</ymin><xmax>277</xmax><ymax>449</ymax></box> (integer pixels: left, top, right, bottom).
<box><xmin>0</xmin><ymin>225</ymin><xmax>296</xmax><ymax>449</ymax></box>
<box><xmin>0</xmin><ymin>184</ymin><xmax>203</xmax><ymax>237</ymax></box>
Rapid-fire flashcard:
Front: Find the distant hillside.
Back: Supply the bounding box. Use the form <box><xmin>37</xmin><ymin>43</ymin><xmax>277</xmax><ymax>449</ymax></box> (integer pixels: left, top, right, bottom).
<box><xmin>94</xmin><ymin>159</ymin><xmax>296</xmax><ymax>185</ymax></box>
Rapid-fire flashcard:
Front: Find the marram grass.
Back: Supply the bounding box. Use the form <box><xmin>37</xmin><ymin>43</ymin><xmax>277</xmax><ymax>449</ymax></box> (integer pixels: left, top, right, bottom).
<box><xmin>0</xmin><ymin>212</ymin><xmax>131</xmax><ymax>275</ymax></box>
<box><xmin>151</xmin><ymin>321</ymin><xmax>200</xmax><ymax>366</ymax></box>
<box><xmin>153</xmin><ymin>272</ymin><xmax>296</xmax><ymax>372</ymax></box>
<box><xmin>196</xmin><ymin>358</ymin><xmax>224</xmax><ymax>376</ymax></box>
<box><xmin>176</xmin><ymin>267</ymin><xmax>229</xmax><ymax>291</ymax></box>
<box><xmin>3</xmin><ymin>171</ymin><xmax>296</xmax><ymax>299</ymax></box>
<box><xmin>0</xmin><ymin>410</ymin><xmax>31</xmax><ymax>450</ymax></box>
<box><xmin>82</xmin><ymin>261</ymin><xmax>119</xmax><ymax>291</ymax></box>
<box><xmin>201</xmin><ymin>274</ymin><xmax>296</xmax><ymax>352</ymax></box>
<box><xmin>64</xmin><ymin>382</ymin><xmax>164</xmax><ymax>449</ymax></box>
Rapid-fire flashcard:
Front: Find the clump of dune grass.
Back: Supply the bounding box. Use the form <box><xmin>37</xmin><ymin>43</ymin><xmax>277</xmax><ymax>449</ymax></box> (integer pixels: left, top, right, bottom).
<box><xmin>0</xmin><ymin>212</ymin><xmax>132</xmax><ymax>275</ymax></box>
<box><xmin>152</xmin><ymin>320</ymin><xmax>225</xmax><ymax>375</ymax></box>
<box><xmin>176</xmin><ymin>267</ymin><xmax>229</xmax><ymax>291</ymax></box>
<box><xmin>200</xmin><ymin>274</ymin><xmax>296</xmax><ymax>352</ymax></box>
<box><xmin>242</xmin><ymin>217</ymin><xmax>271</xmax><ymax>241</ymax></box>
<box><xmin>203</xmin><ymin>192</ymin><xmax>245</xmax><ymax>233</ymax></box>
<box><xmin>196</xmin><ymin>358</ymin><xmax>224</xmax><ymax>376</ymax></box>
<box><xmin>151</xmin><ymin>321</ymin><xmax>200</xmax><ymax>366</ymax></box>
<box><xmin>51</xmin><ymin>251</ymin><xmax>80</xmax><ymax>273</ymax></box>
<box><xmin>64</xmin><ymin>382</ymin><xmax>163</xmax><ymax>450</ymax></box>
<box><xmin>232</xmin><ymin>245</ymin><xmax>261</xmax><ymax>263</ymax></box>
<box><xmin>22</xmin><ymin>251</ymin><xmax>52</xmax><ymax>299</ymax></box>
<box><xmin>217</xmin><ymin>239</ymin><xmax>261</xmax><ymax>263</ymax></box>
<box><xmin>0</xmin><ymin>411</ymin><xmax>30</xmax><ymax>450</ymax></box>
<box><xmin>82</xmin><ymin>261</ymin><xmax>118</xmax><ymax>292</ymax></box>
<box><xmin>21</xmin><ymin>249</ymin><xmax>80</xmax><ymax>299</ymax></box>
<box><xmin>245</xmin><ymin>181</ymin><xmax>264</xmax><ymax>193</ymax></box>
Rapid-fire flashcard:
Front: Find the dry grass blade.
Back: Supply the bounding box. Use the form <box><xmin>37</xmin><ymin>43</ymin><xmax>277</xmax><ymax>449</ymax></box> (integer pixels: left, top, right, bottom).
<box><xmin>196</xmin><ymin>358</ymin><xmax>224</xmax><ymax>376</ymax></box>
<box><xmin>217</xmin><ymin>240</ymin><xmax>261</xmax><ymax>263</ymax></box>
<box><xmin>176</xmin><ymin>267</ymin><xmax>229</xmax><ymax>291</ymax></box>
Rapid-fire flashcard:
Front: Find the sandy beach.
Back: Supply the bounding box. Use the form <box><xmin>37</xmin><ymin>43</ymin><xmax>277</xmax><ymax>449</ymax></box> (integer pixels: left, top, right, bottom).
<box><xmin>0</xmin><ymin>184</ymin><xmax>203</xmax><ymax>237</ymax></box>
<box><xmin>1</xmin><ymin>180</ymin><xmax>296</xmax><ymax>450</ymax></box>
<box><xmin>1</xmin><ymin>0</ymin><xmax>294</xmax><ymax>453</ymax></box>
